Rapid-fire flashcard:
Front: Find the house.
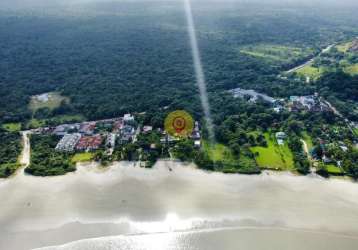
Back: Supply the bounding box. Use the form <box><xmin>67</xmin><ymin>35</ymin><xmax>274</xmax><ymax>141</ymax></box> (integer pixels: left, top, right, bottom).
<box><xmin>79</xmin><ymin>122</ymin><xmax>96</xmax><ymax>135</ymax></box>
<box><xmin>124</xmin><ymin>114</ymin><xmax>134</xmax><ymax>123</ymax></box>
<box><xmin>142</xmin><ymin>126</ymin><xmax>153</xmax><ymax>134</ymax></box>
<box><xmin>53</xmin><ymin>124</ymin><xmax>79</xmax><ymax>136</ymax></box>
<box><xmin>194</xmin><ymin>140</ymin><xmax>201</xmax><ymax>148</ymax></box>
<box><xmin>113</xmin><ymin>119</ymin><xmax>124</xmax><ymax>133</ymax></box>
<box><xmin>276</xmin><ymin>132</ymin><xmax>287</xmax><ymax>145</ymax></box>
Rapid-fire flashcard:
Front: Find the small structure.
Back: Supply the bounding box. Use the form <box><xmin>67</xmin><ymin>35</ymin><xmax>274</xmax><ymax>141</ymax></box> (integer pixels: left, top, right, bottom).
<box><xmin>275</xmin><ymin>132</ymin><xmax>287</xmax><ymax>145</ymax></box>
<box><xmin>142</xmin><ymin>126</ymin><xmax>153</xmax><ymax>134</ymax></box>
<box><xmin>194</xmin><ymin>140</ymin><xmax>201</xmax><ymax>148</ymax></box>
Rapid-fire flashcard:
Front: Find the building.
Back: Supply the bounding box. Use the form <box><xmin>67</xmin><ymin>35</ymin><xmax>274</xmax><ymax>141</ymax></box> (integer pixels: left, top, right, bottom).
<box><xmin>142</xmin><ymin>126</ymin><xmax>153</xmax><ymax>134</ymax></box>
<box><xmin>53</xmin><ymin>124</ymin><xmax>79</xmax><ymax>136</ymax></box>
<box><xmin>194</xmin><ymin>140</ymin><xmax>201</xmax><ymax>148</ymax></box>
<box><xmin>55</xmin><ymin>133</ymin><xmax>82</xmax><ymax>152</ymax></box>
<box><xmin>276</xmin><ymin>132</ymin><xmax>287</xmax><ymax>145</ymax></box>
<box><xmin>120</xmin><ymin>125</ymin><xmax>135</xmax><ymax>142</ymax></box>
<box><xmin>113</xmin><ymin>119</ymin><xmax>124</xmax><ymax>133</ymax></box>
<box><xmin>79</xmin><ymin>122</ymin><xmax>96</xmax><ymax>135</ymax></box>
<box><xmin>76</xmin><ymin>135</ymin><xmax>103</xmax><ymax>151</ymax></box>
<box><xmin>124</xmin><ymin>114</ymin><xmax>135</xmax><ymax>123</ymax></box>
<box><xmin>106</xmin><ymin>133</ymin><xmax>116</xmax><ymax>149</ymax></box>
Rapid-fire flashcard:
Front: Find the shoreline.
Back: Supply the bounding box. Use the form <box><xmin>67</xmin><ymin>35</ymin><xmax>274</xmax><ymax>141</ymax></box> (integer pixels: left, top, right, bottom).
<box><xmin>5</xmin><ymin>158</ymin><xmax>357</xmax><ymax>184</ymax></box>
<box><xmin>2</xmin><ymin>160</ymin><xmax>358</xmax><ymax>250</ymax></box>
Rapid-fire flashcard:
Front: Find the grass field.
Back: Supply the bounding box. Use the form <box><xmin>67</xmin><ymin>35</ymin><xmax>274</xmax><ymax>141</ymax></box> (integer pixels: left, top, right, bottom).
<box><xmin>2</xmin><ymin>123</ymin><xmax>21</xmax><ymax>132</ymax></box>
<box><xmin>250</xmin><ymin>133</ymin><xmax>294</xmax><ymax>170</ymax></box>
<box><xmin>28</xmin><ymin>115</ymin><xmax>85</xmax><ymax>129</ymax></box>
<box><xmin>72</xmin><ymin>152</ymin><xmax>94</xmax><ymax>163</ymax></box>
<box><xmin>240</xmin><ymin>44</ymin><xmax>314</xmax><ymax>64</ymax></box>
<box><xmin>30</xmin><ymin>92</ymin><xmax>69</xmax><ymax>112</ymax></box>
<box><xmin>326</xmin><ymin>164</ymin><xmax>344</xmax><ymax>175</ymax></box>
<box><xmin>295</xmin><ymin>64</ymin><xmax>324</xmax><ymax>80</ymax></box>
<box><xmin>336</xmin><ymin>42</ymin><xmax>352</xmax><ymax>53</ymax></box>
<box><xmin>203</xmin><ymin>141</ymin><xmax>237</xmax><ymax>164</ymax></box>
<box><xmin>344</xmin><ymin>64</ymin><xmax>358</xmax><ymax>75</ymax></box>
<box><xmin>203</xmin><ymin>140</ymin><xmax>258</xmax><ymax>173</ymax></box>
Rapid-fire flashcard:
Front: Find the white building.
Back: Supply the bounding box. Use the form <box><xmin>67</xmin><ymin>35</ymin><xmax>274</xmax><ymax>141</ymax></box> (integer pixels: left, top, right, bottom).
<box><xmin>55</xmin><ymin>133</ymin><xmax>81</xmax><ymax>152</ymax></box>
<box><xmin>124</xmin><ymin>114</ymin><xmax>134</xmax><ymax>122</ymax></box>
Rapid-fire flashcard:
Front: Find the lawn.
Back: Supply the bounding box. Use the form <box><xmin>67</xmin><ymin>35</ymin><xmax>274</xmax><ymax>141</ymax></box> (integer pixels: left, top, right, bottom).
<box><xmin>28</xmin><ymin>115</ymin><xmax>85</xmax><ymax>129</ymax></box>
<box><xmin>336</xmin><ymin>42</ymin><xmax>352</xmax><ymax>53</ymax></box>
<box><xmin>250</xmin><ymin>133</ymin><xmax>294</xmax><ymax>170</ymax></box>
<box><xmin>72</xmin><ymin>152</ymin><xmax>94</xmax><ymax>163</ymax></box>
<box><xmin>295</xmin><ymin>64</ymin><xmax>324</xmax><ymax>80</ymax></box>
<box><xmin>30</xmin><ymin>92</ymin><xmax>69</xmax><ymax>112</ymax></box>
<box><xmin>2</xmin><ymin>123</ymin><xmax>21</xmax><ymax>132</ymax></box>
<box><xmin>203</xmin><ymin>141</ymin><xmax>236</xmax><ymax>164</ymax></box>
<box><xmin>326</xmin><ymin>164</ymin><xmax>344</xmax><ymax>175</ymax></box>
<box><xmin>240</xmin><ymin>44</ymin><xmax>314</xmax><ymax>64</ymax></box>
<box><xmin>203</xmin><ymin>140</ymin><xmax>258</xmax><ymax>173</ymax></box>
<box><xmin>344</xmin><ymin>64</ymin><xmax>358</xmax><ymax>75</ymax></box>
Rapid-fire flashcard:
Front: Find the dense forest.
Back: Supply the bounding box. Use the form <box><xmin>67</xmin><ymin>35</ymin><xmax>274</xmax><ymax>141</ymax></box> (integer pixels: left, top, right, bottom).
<box><xmin>1</xmin><ymin>1</ymin><xmax>358</xmax><ymax>124</ymax></box>
<box><xmin>0</xmin><ymin>1</ymin><xmax>357</xmax><ymax>177</ymax></box>
<box><xmin>26</xmin><ymin>134</ymin><xmax>75</xmax><ymax>176</ymax></box>
<box><xmin>0</xmin><ymin>129</ymin><xmax>21</xmax><ymax>177</ymax></box>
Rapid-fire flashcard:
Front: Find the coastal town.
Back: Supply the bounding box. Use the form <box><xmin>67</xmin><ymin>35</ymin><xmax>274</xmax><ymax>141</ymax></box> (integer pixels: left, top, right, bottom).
<box><xmin>30</xmin><ymin>113</ymin><xmax>202</xmax><ymax>156</ymax></box>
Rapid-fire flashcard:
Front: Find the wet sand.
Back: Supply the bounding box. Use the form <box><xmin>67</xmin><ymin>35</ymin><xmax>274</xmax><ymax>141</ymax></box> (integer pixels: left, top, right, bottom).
<box><xmin>1</xmin><ymin>161</ymin><xmax>358</xmax><ymax>250</ymax></box>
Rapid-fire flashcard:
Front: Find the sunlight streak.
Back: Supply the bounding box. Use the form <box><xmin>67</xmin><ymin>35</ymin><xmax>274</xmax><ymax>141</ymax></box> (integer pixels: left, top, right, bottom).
<box><xmin>184</xmin><ymin>0</ymin><xmax>215</xmax><ymax>143</ymax></box>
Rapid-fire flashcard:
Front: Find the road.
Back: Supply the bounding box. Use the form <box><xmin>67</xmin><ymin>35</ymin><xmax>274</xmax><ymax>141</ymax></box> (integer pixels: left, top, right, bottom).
<box><xmin>18</xmin><ymin>131</ymin><xmax>31</xmax><ymax>175</ymax></box>
<box><xmin>300</xmin><ymin>139</ymin><xmax>316</xmax><ymax>174</ymax></box>
<box><xmin>286</xmin><ymin>44</ymin><xmax>335</xmax><ymax>74</ymax></box>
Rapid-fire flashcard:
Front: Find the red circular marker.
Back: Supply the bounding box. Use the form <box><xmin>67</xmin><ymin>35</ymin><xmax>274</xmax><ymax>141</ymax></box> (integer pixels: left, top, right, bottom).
<box><xmin>172</xmin><ymin>116</ymin><xmax>186</xmax><ymax>134</ymax></box>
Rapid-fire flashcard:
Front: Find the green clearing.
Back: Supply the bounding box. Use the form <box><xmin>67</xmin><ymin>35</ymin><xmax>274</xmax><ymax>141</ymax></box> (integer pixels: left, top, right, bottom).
<box><xmin>250</xmin><ymin>133</ymin><xmax>294</xmax><ymax>170</ymax></box>
<box><xmin>295</xmin><ymin>64</ymin><xmax>324</xmax><ymax>80</ymax></box>
<box><xmin>28</xmin><ymin>115</ymin><xmax>85</xmax><ymax>129</ymax></box>
<box><xmin>354</xmin><ymin>128</ymin><xmax>358</xmax><ymax>136</ymax></box>
<box><xmin>336</xmin><ymin>42</ymin><xmax>352</xmax><ymax>53</ymax></box>
<box><xmin>344</xmin><ymin>64</ymin><xmax>358</xmax><ymax>75</ymax></box>
<box><xmin>2</xmin><ymin>123</ymin><xmax>21</xmax><ymax>132</ymax></box>
<box><xmin>30</xmin><ymin>92</ymin><xmax>69</xmax><ymax>112</ymax></box>
<box><xmin>202</xmin><ymin>141</ymin><xmax>258</xmax><ymax>173</ymax></box>
<box><xmin>240</xmin><ymin>44</ymin><xmax>314</xmax><ymax>63</ymax></box>
<box><xmin>203</xmin><ymin>141</ymin><xmax>237</xmax><ymax>164</ymax></box>
<box><xmin>72</xmin><ymin>152</ymin><xmax>94</xmax><ymax>163</ymax></box>
<box><xmin>326</xmin><ymin>164</ymin><xmax>344</xmax><ymax>175</ymax></box>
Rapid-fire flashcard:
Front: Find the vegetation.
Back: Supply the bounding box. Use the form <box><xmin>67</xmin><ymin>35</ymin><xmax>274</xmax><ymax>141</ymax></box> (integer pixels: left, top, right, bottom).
<box><xmin>251</xmin><ymin>133</ymin><xmax>294</xmax><ymax>171</ymax></box>
<box><xmin>295</xmin><ymin>64</ymin><xmax>324</xmax><ymax>80</ymax></box>
<box><xmin>0</xmin><ymin>1</ymin><xmax>358</xmax><ymax>177</ymax></box>
<box><xmin>2</xmin><ymin>123</ymin><xmax>21</xmax><ymax>132</ymax></box>
<box><xmin>26</xmin><ymin>134</ymin><xmax>76</xmax><ymax>176</ymax></box>
<box><xmin>0</xmin><ymin>129</ymin><xmax>22</xmax><ymax>178</ymax></box>
<box><xmin>71</xmin><ymin>152</ymin><xmax>95</xmax><ymax>163</ymax></box>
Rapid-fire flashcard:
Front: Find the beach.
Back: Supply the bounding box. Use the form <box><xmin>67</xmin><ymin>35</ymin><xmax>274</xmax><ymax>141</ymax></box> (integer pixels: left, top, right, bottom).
<box><xmin>1</xmin><ymin>161</ymin><xmax>358</xmax><ymax>250</ymax></box>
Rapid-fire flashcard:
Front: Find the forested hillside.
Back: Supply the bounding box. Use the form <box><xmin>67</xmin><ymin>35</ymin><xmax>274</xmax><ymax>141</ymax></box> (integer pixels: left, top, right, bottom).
<box><xmin>1</xmin><ymin>1</ymin><xmax>358</xmax><ymax>124</ymax></box>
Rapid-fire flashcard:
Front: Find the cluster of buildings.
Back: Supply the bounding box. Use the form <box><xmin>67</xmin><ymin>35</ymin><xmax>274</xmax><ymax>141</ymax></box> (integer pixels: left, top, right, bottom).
<box><xmin>40</xmin><ymin>114</ymin><xmax>137</xmax><ymax>153</ymax></box>
<box><xmin>230</xmin><ymin>88</ymin><xmax>277</xmax><ymax>104</ymax></box>
<box><xmin>289</xmin><ymin>94</ymin><xmax>330</xmax><ymax>113</ymax></box>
